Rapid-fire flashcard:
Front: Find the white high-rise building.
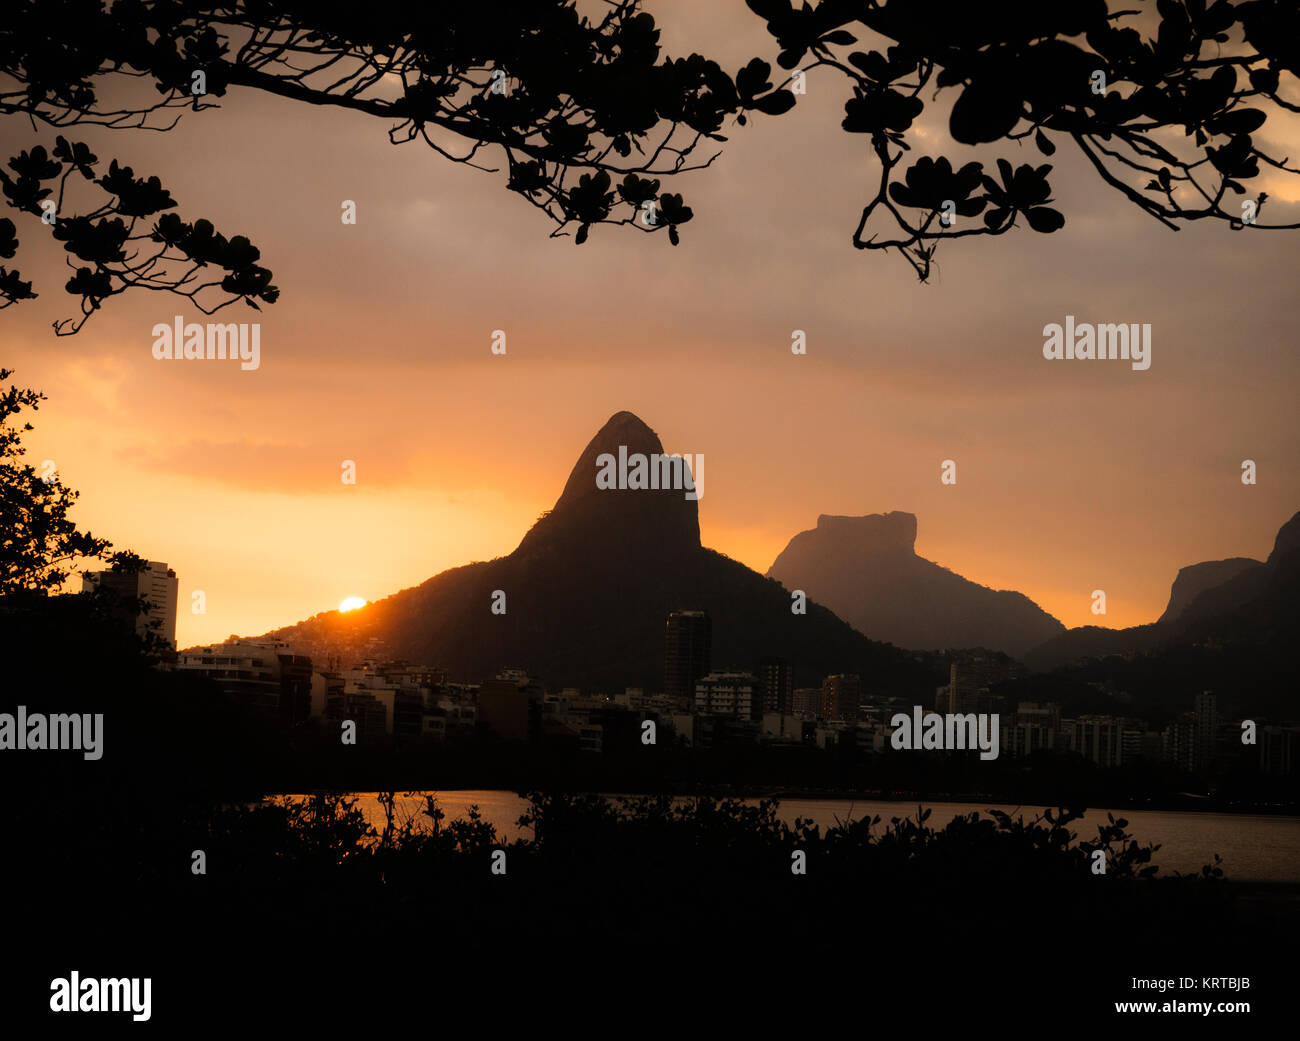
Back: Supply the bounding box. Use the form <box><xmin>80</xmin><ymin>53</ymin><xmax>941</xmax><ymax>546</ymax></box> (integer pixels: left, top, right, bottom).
<box><xmin>694</xmin><ymin>671</ymin><xmax>759</xmax><ymax>718</ymax></box>
<box><xmin>82</xmin><ymin>560</ymin><xmax>178</xmax><ymax>648</ymax></box>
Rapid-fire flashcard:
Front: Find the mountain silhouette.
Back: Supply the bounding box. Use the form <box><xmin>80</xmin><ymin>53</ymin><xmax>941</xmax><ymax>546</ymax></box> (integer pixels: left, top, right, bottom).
<box><xmin>765</xmin><ymin>512</ymin><xmax>1064</xmax><ymax>657</ymax></box>
<box><xmin>1156</xmin><ymin>557</ymin><xmax>1263</xmax><ymax>625</ymax></box>
<box><xmin>259</xmin><ymin>412</ymin><xmax>935</xmax><ymax>694</ymax></box>
<box><xmin>1023</xmin><ymin>511</ymin><xmax>1299</xmax><ymax>671</ymax></box>
<box><xmin>1176</xmin><ymin>511</ymin><xmax>1300</xmax><ymax>643</ymax></box>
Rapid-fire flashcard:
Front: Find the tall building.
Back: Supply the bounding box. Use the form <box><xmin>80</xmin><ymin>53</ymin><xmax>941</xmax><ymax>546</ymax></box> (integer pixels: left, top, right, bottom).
<box><xmin>1162</xmin><ymin>714</ymin><xmax>1196</xmax><ymax>773</ymax></box>
<box><xmin>694</xmin><ymin>671</ymin><xmax>760</xmax><ymax>718</ymax></box>
<box><xmin>1194</xmin><ymin>691</ymin><xmax>1218</xmax><ymax>773</ymax></box>
<box><xmin>758</xmin><ymin>658</ymin><xmax>794</xmax><ymax>715</ymax></box>
<box><xmin>174</xmin><ymin>639</ymin><xmax>310</xmax><ymax>719</ymax></box>
<box><xmin>790</xmin><ymin>688</ymin><xmax>821</xmax><ymax>716</ymax></box>
<box><xmin>946</xmin><ymin>654</ymin><xmax>1022</xmax><ymax>714</ymax></box>
<box><xmin>1068</xmin><ymin>715</ymin><xmax>1128</xmax><ymax>768</ymax></box>
<box><xmin>664</xmin><ymin>609</ymin><xmax>711</xmax><ymax>706</ymax></box>
<box><xmin>821</xmin><ymin>674</ymin><xmax>860</xmax><ymax>722</ymax></box>
<box><xmin>1260</xmin><ymin>726</ymin><xmax>1300</xmax><ymax>777</ymax></box>
<box><xmin>82</xmin><ymin>560</ymin><xmax>178</xmax><ymax>648</ymax></box>
<box><xmin>1003</xmin><ymin>701</ymin><xmax>1060</xmax><ymax>758</ymax></box>
<box><xmin>477</xmin><ymin>670</ymin><xmax>544</xmax><ymax>742</ymax></box>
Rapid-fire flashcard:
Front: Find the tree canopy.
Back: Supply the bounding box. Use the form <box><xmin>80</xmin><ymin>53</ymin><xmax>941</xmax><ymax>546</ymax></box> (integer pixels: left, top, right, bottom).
<box><xmin>0</xmin><ymin>366</ymin><xmax>145</xmax><ymax>597</ymax></box>
<box><xmin>1</xmin><ymin>0</ymin><xmax>1297</xmax><ymax>328</ymax></box>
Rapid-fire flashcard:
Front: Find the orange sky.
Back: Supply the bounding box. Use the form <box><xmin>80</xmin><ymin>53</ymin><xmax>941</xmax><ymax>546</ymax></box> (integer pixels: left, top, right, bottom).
<box><xmin>4</xmin><ymin>1</ymin><xmax>1298</xmax><ymax>649</ymax></box>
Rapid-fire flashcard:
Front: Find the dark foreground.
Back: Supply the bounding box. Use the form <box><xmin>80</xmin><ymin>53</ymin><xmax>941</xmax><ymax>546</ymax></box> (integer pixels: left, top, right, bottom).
<box><xmin>2</xmin><ymin>788</ymin><xmax>1293</xmax><ymax>1031</ymax></box>
<box><xmin>1</xmin><ymin>597</ymin><xmax>1292</xmax><ymax>1029</ymax></box>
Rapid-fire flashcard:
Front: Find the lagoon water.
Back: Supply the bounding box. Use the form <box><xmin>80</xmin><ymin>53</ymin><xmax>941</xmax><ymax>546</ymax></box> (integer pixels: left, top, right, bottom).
<box><xmin>328</xmin><ymin>790</ymin><xmax>1300</xmax><ymax>883</ymax></box>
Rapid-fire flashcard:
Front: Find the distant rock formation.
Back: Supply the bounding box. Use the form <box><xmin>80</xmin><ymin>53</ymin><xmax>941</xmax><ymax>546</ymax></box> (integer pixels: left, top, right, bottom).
<box><xmin>766</xmin><ymin>512</ymin><xmax>1065</xmax><ymax>657</ymax></box>
<box><xmin>1156</xmin><ymin>558</ymin><xmax>1263</xmax><ymax>625</ymax></box>
<box><xmin>1023</xmin><ymin>512</ymin><xmax>1298</xmax><ymax>671</ymax></box>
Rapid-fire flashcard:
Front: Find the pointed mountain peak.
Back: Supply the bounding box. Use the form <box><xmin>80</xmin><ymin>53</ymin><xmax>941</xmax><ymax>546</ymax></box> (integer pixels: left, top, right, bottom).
<box><xmin>552</xmin><ymin>411</ymin><xmax>668</xmax><ymax>512</ymax></box>
<box><xmin>600</xmin><ymin>410</ymin><xmax>659</xmax><ymax>443</ymax></box>
<box><xmin>515</xmin><ymin>411</ymin><xmax>700</xmax><ymax>556</ymax></box>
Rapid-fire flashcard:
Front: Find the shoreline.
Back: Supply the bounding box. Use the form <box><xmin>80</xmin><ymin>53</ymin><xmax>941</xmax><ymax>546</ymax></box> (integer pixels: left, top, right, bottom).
<box><xmin>266</xmin><ymin>786</ymin><xmax>1300</xmax><ymax>819</ymax></box>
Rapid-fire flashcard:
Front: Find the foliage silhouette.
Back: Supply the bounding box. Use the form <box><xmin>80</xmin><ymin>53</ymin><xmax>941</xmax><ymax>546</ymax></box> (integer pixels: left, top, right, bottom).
<box><xmin>0</xmin><ymin>368</ymin><xmax>160</xmax><ymax>625</ymax></box>
<box><xmin>744</xmin><ymin>0</ymin><xmax>1300</xmax><ymax>277</ymax></box>
<box><xmin>1</xmin><ymin>0</ymin><xmax>750</xmax><ymax>330</ymax></box>
<box><xmin>110</xmin><ymin>789</ymin><xmax>1242</xmax><ymax>977</ymax></box>
<box><xmin>3</xmin><ymin>0</ymin><xmax>1298</xmax><ymax>329</ymax></box>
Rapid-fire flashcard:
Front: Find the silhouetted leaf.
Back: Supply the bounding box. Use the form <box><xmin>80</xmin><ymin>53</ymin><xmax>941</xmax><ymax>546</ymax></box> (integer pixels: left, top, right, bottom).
<box><xmin>53</xmin><ymin>136</ymin><xmax>97</xmax><ymax>180</ymax></box>
<box><xmin>65</xmin><ymin>266</ymin><xmax>112</xmax><ymax>300</ymax></box>
<box><xmin>736</xmin><ymin>57</ymin><xmax>773</xmax><ymax>100</ymax></box>
<box><xmin>1249</xmin><ymin>66</ymin><xmax>1279</xmax><ymax>94</ymax></box>
<box><xmin>0</xmin><ymin>266</ymin><xmax>35</xmax><ymax>302</ymax></box>
<box><xmin>950</xmin><ymin>79</ymin><xmax>1022</xmax><ymax>144</ymax></box>
<box><xmin>752</xmin><ymin>89</ymin><xmax>796</xmax><ymax>115</ymax></box>
<box><xmin>1211</xmin><ymin>109</ymin><xmax>1266</xmax><ymax>135</ymax></box>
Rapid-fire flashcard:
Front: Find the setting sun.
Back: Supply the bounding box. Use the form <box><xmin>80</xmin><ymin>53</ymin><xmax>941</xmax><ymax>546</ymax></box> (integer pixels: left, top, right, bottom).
<box><xmin>338</xmin><ymin>596</ymin><xmax>367</xmax><ymax>613</ymax></box>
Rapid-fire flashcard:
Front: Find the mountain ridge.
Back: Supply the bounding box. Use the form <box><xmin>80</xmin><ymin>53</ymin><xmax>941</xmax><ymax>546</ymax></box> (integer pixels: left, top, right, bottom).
<box><xmin>766</xmin><ymin>511</ymin><xmax>1065</xmax><ymax>657</ymax></box>
<box><xmin>251</xmin><ymin>412</ymin><xmax>939</xmax><ymax>696</ymax></box>
<box><xmin>1023</xmin><ymin>511</ymin><xmax>1299</xmax><ymax>671</ymax></box>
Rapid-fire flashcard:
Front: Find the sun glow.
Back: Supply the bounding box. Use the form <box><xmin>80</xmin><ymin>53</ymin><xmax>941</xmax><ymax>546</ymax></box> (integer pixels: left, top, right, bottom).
<box><xmin>338</xmin><ymin>596</ymin><xmax>367</xmax><ymax>612</ymax></box>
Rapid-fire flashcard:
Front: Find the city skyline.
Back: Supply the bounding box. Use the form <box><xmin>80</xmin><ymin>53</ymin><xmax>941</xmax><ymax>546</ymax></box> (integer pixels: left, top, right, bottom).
<box><xmin>157</xmin><ymin>619</ymin><xmax>1296</xmax><ymax>795</ymax></box>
